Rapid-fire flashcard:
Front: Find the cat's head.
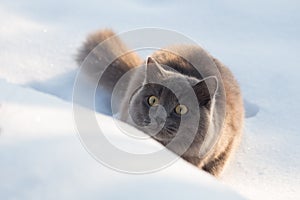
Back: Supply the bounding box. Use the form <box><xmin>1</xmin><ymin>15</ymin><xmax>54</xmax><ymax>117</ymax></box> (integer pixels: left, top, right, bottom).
<box><xmin>128</xmin><ymin>57</ymin><xmax>218</xmax><ymax>156</ymax></box>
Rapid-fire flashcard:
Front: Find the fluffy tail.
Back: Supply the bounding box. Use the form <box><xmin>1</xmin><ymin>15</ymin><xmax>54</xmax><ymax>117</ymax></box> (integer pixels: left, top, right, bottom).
<box><xmin>76</xmin><ymin>29</ymin><xmax>142</xmax><ymax>93</ymax></box>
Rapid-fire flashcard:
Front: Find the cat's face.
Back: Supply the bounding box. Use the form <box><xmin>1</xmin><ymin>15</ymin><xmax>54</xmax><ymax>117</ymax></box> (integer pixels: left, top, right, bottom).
<box><xmin>128</xmin><ymin>57</ymin><xmax>217</xmax><ymax>156</ymax></box>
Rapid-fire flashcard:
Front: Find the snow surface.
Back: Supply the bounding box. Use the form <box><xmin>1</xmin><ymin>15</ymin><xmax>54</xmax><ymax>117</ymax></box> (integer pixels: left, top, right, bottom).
<box><xmin>0</xmin><ymin>0</ymin><xmax>300</xmax><ymax>199</ymax></box>
<box><xmin>0</xmin><ymin>80</ymin><xmax>243</xmax><ymax>200</ymax></box>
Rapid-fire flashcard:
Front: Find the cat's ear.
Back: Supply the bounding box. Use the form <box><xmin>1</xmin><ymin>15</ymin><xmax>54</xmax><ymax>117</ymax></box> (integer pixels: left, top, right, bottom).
<box><xmin>193</xmin><ymin>76</ymin><xmax>218</xmax><ymax>107</ymax></box>
<box><xmin>145</xmin><ymin>56</ymin><xmax>168</xmax><ymax>83</ymax></box>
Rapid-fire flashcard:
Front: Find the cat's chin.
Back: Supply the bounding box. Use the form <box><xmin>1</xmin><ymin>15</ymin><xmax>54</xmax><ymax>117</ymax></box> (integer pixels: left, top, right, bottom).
<box><xmin>140</xmin><ymin>123</ymin><xmax>165</xmax><ymax>136</ymax></box>
<box><xmin>142</xmin><ymin>128</ymin><xmax>160</xmax><ymax>137</ymax></box>
<box><xmin>151</xmin><ymin>135</ymin><xmax>172</xmax><ymax>144</ymax></box>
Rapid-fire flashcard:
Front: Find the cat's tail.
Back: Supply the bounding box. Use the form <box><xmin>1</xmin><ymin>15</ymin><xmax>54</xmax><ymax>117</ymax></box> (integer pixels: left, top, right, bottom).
<box><xmin>76</xmin><ymin>29</ymin><xmax>142</xmax><ymax>93</ymax></box>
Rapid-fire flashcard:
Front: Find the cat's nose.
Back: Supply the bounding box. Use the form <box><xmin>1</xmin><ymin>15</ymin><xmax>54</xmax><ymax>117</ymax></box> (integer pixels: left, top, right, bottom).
<box><xmin>142</xmin><ymin>119</ymin><xmax>151</xmax><ymax>126</ymax></box>
<box><xmin>155</xmin><ymin>116</ymin><xmax>165</xmax><ymax>124</ymax></box>
<box><xmin>149</xmin><ymin>105</ymin><xmax>167</xmax><ymax>121</ymax></box>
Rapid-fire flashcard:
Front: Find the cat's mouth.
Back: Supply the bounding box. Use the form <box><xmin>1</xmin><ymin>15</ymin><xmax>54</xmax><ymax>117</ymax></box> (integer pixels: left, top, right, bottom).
<box><xmin>141</xmin><ymin>117</ymin><xmax>165</xmax><ymax>129</ymax></box>
<box><xmin>140</xmin><ymin>120</ymin><xmax>166</xmax><ymax>138</ymax></box>
<box><xmin>149</xmin><ymin>128</ymin><xmax>175</xmax><ymax>142</ymax></box>
<box><xmin>143</xmin><ymin>123</ymin><xmax>161</xmax><ymax>136</ymax></box>
<box><xmin>137</xmin><ymin>119</ymin><xmax>178</xmax><ymax>143</ymax></box>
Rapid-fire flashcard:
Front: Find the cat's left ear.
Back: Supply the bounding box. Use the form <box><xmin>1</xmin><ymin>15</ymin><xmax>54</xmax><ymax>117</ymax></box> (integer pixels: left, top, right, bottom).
<box><xmin>193</xmin><ymin>76</ymin><xmax>218</xmax><ymax>107</ymax></box>
<box><xmin>145</xmin><ymin>56</ymin><xmax>168</xmax><ymax>83</ymax></box>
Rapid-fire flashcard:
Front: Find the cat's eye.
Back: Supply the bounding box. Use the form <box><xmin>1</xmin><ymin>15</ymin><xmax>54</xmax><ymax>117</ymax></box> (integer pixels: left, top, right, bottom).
<box><xmin>148</xmin><ymin>95</ymin><xmax>159</xmax><ymax>106</ymax></box>
<box><xmin>175</xmin><ymin>104</ymin><xmax>188</xmax><ymax>115</ymax></box>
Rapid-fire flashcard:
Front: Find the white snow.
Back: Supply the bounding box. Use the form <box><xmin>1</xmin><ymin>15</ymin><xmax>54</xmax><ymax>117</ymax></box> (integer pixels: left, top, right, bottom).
<box><xmin>0</xmin><ymin>0</ymin><xmax>299</xmax><ymax>199</ymax></box>
<box><xmin>0</xmin><ymin>80</ymin><xmax>243</xmax><ymax>200</ymax></box>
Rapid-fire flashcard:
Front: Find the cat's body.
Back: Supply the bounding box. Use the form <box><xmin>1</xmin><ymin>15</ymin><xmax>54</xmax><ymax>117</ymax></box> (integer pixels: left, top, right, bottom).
<box><xmin>77</xmin><ymin>29</ymin><xmax>244</xmax><ymax>176</ymax></box>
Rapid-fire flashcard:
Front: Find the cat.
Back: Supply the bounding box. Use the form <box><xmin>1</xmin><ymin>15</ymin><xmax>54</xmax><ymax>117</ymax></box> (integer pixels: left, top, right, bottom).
<box><xmin>76</xmin><ymin>29</ymin><xmax>244</xmax><ymax>176</ymax></box>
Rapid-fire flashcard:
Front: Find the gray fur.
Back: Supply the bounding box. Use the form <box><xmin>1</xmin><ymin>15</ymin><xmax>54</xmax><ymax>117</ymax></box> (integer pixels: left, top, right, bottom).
<box><xmin>77</xmin><ymin>29</ymin><xmax>244</xmax><ymax>177</ymax></box>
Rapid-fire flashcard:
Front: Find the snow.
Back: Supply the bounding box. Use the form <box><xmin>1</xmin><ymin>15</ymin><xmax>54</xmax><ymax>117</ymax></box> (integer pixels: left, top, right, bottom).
<box><xmin>0</xmin><ymin>0</ymin><xmax>300</xmax><ymax>199</ymax></box>
<box><xmin>0</xmin><ymin>80</ymin><xmax>243</xmax><ymax>200</ymax></box>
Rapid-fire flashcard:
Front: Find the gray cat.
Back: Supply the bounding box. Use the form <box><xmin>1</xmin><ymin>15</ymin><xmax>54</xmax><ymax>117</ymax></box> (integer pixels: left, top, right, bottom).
<box><xmin>77</xmin><ymin>29</ymin><xmax>244</xmax><ymax>176</ymax></box>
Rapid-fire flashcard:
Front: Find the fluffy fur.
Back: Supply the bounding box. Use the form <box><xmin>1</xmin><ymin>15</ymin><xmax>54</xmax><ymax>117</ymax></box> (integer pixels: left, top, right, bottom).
<box><xmin>77</xmin><ymin>29</ymin><xmax>244</xmax><ymax>176</ymax></box>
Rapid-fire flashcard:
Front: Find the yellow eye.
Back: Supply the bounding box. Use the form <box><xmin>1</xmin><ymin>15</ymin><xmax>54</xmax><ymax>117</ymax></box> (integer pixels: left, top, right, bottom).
<box><xmin>175</xmin><ymin>104</ymin><xmax>188</xmax><ymax>115</ymax></box>
<box><xmin>148</xmin><ymin>95</ymin><xmax>159</xmax><ymax>106</ymax></box>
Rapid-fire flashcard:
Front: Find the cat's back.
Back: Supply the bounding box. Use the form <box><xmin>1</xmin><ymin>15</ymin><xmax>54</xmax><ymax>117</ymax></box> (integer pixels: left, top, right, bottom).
<box><xmin>151</xmin><ymin>45</ymin><xmax>215</xmax><ymax>79</ymax></box>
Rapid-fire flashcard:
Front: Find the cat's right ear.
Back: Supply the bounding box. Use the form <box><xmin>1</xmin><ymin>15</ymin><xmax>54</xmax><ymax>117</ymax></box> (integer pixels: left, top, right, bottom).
<box><xmin>193</xmin><ymin>76</ymin><xmax>218</xmax><ymax>107</ymax></box>
<box><xmin>144</xmin><ymin>56</ymin><xmax>168</xmax><ymax>83</ymax></box>
<box><xmin>146</xmin><ymin>56</ymin><xmax>155</xmax><ymax>65</ymax></box>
